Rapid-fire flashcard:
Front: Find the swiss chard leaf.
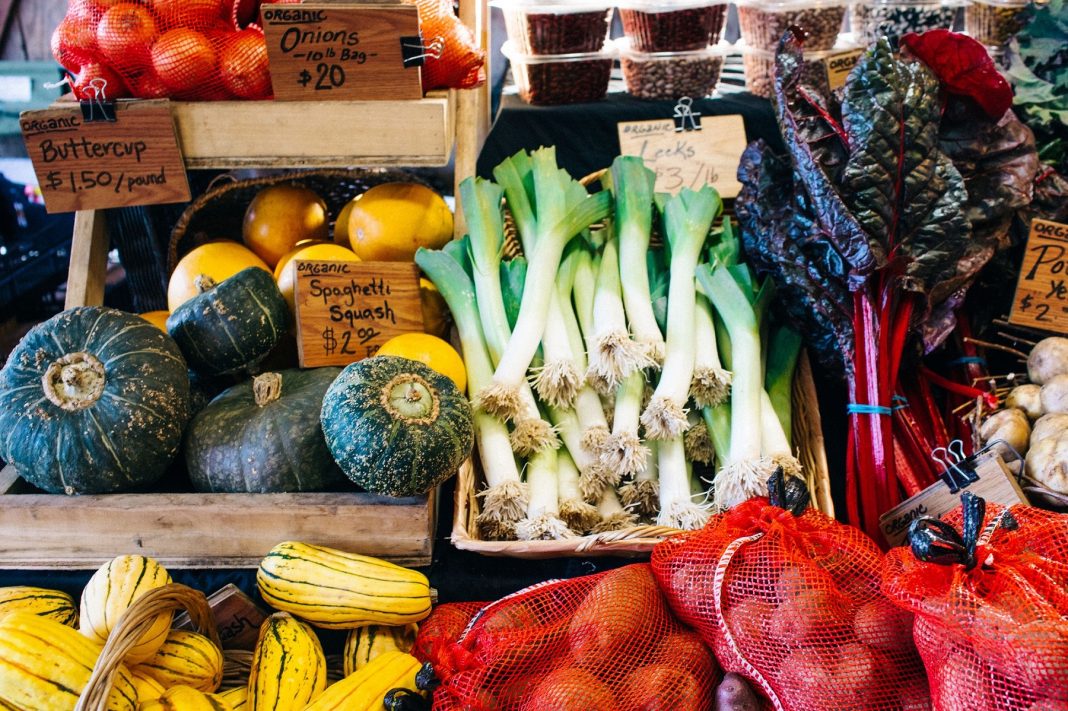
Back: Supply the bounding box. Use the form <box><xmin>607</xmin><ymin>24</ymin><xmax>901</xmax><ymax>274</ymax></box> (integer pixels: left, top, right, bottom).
<box><xmin>899</xmin><ymin>30</ymin><xmax>1014</xmax><ymax>119</ymax></box>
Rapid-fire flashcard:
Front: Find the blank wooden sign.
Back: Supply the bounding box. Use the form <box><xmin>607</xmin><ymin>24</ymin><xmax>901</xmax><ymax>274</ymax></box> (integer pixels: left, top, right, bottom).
<box><xmin>294</xmin><ymin>260</ymin><xmax>423</xmax><ymax>367</ymax></box>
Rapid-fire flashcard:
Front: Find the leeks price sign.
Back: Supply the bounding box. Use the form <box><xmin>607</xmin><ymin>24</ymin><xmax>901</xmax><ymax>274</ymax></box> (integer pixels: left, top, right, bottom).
<box><xmin>1010</xmin><ymin>218</ymin><xmax>1068</xmax><ymax>335</ymax></box>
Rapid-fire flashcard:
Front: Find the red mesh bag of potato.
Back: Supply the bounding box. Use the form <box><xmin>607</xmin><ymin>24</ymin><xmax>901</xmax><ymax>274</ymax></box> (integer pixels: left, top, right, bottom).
<box><xmin>52</xmin><ymin>0</ymin><xmax>278</xmax><ymax>101</ymax></box>
<box><xmin>426</xmin><ymin>564</ymin><xmax>720</xmax><ymax>711</ymax></box>
<box><xmin>882</xmin><ymin>492</ymin><xmax>1068</xmax><ymax>711</ymax></box>
<box><xmin>651</xmin><ymin>471</ymin><xmax>929</xmax><ymax>711</ymax></box>
<box><xmin>403</xmin><ymin>0</ymin><xmax>484</xmax><ymax>90</ymax></box>
<box><xmin>413</xmin><ymin>601</ymin><xmax>485</xmax><ymax>672</ymax></box>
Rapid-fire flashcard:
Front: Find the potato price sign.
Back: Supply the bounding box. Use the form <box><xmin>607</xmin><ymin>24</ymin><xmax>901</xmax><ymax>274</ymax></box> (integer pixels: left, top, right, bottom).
<box><xmin>1010</xmin><ymin>219</ymin><xmax>1068</xmax><ymax>334</ymax></box>
<box><xmin>20</xmin><ymin>100</ymin><xmax>190</xmax><ymax>213</ymax></box>
<box><xmin>261</xmin><ymin>3</ymin><xmax>423</xmax><ymax>101</ymax></box>
<box><xmin>294</xmin><ymin>260</ymin><xmax>424</xmax><ymax>368</ymax></box>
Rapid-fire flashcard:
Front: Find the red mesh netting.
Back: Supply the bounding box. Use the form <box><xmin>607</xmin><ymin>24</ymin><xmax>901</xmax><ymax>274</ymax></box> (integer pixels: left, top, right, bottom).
<box><xmin>419</xmin><ymin>564</ymin><xmax>720</xmax><ymax>711</ymax></box>
<box><xmin>53</xmin><ymin>0</ymin><xmax>278</xmax><ymax>101</ymax></box>
<box><xmin>413</xmin><ymin>601</ymin><xmax>485</xmax><ymax>672</ymax></box>
<box><xmin>881</xmin><ymin>502</ymin><xmax>1068</xmax><ymax>711</ymax></box>
<box><xmin>403</xmin><ymin>0</ymin><xmax>484</xmax><ymax>91</ymax></box>
<box><xmin>651</xmin><ymin>497</ymin><xmax>929</xmax><ymax>711</ymax></box>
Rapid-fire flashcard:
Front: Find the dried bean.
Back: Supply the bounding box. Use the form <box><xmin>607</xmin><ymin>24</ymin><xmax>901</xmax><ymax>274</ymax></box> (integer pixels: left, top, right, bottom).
<box><xmin>965</xmin><ymin>1</ymin><xmax>1026</xmax><ymax>45</ymax></box>
<box><xmin>852</xmin><ymin>2</ymin><xmax>959</xmax><ymax>42</ymax></box>
<box><xmin>504</xmin><ymin>9</ymin><xmax>611</xmax><ymax>55</ymax></box>
<box><xmin>620</xmin><ymin>5</ymin><xmax>727</xmax><ymax>52</ymax></box>
<box><xmin>622</xmin><ymin>53</ymin><xmax>724</xmax><ymax>99</ymax></box>
<box><xmin>743</xmin><ymin>49</ymin><xmax>832</xmax><ymax>99</ymax></box>
<box><xmin>513</xmin><ymin>58</ymin><xmax>613</xmax><ymax>105</ymax></box>
<box><xmin>737</xmin><ymin>4</ymin><xmax>845</xmax><ymax>51</ymax></box>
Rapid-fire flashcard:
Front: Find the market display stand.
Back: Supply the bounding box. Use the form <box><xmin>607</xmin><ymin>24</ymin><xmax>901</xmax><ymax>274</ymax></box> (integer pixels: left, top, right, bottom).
<box><xmin>0</xmin><ymin>1</ymin><xmax>492</xmax><ymax>572</ymax></box>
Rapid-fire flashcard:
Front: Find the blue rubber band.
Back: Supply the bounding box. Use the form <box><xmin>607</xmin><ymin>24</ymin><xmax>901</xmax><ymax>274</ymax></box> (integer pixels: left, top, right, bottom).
<box><xmin>846</xmin><ymin>403</ymin><xmax>893</xmax><ymax>416</ymax></box>
<box><xmin>892</xmin><ymin>394</ymin><xmax>910</xmax><ymax>410</ymax></box>
<box><xmin>949</xmin><ymin>356</ymin><xmax>987</xmax><ymax>367</ymax></box>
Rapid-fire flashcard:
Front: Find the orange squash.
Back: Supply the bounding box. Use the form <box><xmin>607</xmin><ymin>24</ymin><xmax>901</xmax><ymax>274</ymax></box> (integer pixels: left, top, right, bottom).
<box><xmin>243</xmin><ymin>186</ymin><xmax>329</xmax><ymax>267</ymax></box>
<box><xmin>139</xmin><ymin>310</ymin><xmax>170</xmax><ymax>331</ymax></box>
<box><xmin>347</xmin><ymin>183</ymin><xmax>453</xmax><ymax>262</ymax></box>
<box><xmin>168</xmin><ymin>241</ymin><xmax>270</xmax><ymax>312</ymax></box>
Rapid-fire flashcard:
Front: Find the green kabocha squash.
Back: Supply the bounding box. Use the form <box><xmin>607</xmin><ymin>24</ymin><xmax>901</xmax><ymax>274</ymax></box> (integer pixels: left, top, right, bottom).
<box><xmin>0</xmin><ymin>307</ymin><xmax>189</xmax><ymax>495</ymax></box>
<box><xmin>321</xmin><ymin>356</ymin><xmax>474</xmax><ymax>496</ymax></box>
<box><xmin>185</xmin><ymin>368</ymin><xmax>347</xmax><ymax>493</ymax></box>
<box><xmin>166</xmin><ymin>267</ymin><xmax>288</xmax><ymax>376</ymax></box>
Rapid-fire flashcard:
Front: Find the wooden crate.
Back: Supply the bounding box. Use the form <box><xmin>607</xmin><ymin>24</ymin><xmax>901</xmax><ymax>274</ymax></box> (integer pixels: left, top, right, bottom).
<box><xmin>0</xmin><ymin>466</ymin><xmax>436</xmax><ymax>569</ymax></box>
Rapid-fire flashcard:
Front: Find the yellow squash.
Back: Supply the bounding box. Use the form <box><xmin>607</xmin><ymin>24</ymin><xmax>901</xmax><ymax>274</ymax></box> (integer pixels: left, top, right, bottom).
<box><xmin>247</xmin><ymin>612</ymin><xmax>327</xmax><ymax>710</ymax></box>
<box><xmin>218</xmin><ymin>686</ymin><xmax>248</xmax><ymax>710</ymax></box>
<box><xmin>256</xmin><ymin>541</ymin><xmax>432</xmax><ymax>629</ymax></box>
<box><xmin>130</xmin><ymin>669</ymin><xmax>166</xmax><ymax>702</ymax></box>
<box><xmin>168</xmin><ymin>242</ymin><xmax>270</xmax><ymax>311</ymax></box>
<box><xmin>80</xmin><ymin>554</ymin><xmax>173</xmax><ymax>664</ymax></box>
<box><xmin>0</xmin><ymin>611</ymin><xmax>138</xmax><ymax>711</ymax></box>
<box><xmin>138</xmin><ymin>685</ymin><xmax>232</xmax><ymax>711</ymax></box>
<box><xmin>0</xmin><ymin>586</ymin><xmax>78</xmax><ymax>626</ymax></box>
<box><xmin>134</xmin><ymin>629</ymin><xmax>223</xmax><ymax>693</ymax></box>
<box><xmin>343</xmin><ymin>623</ymin><xmax>419</xmax><ymax>676</ymax></box>
<box><xmin>138</xmin><ymin>310</ymin><xmax>170</xmax><ymax>332</ymax></box>
<box><xmin>304</xmin><ymin>651</ymin><xmax>422</xmax><ymax>711</ymax></box>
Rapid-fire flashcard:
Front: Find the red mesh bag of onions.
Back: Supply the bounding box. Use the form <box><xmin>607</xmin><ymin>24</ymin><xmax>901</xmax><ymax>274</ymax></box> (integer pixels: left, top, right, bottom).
<box><xmin>882</xmin><ymin>492</ymin><xmax>1068</xmax><ymax>711</ymax></box>
<box><xmin>412</xmin><ymin>601</ymin><xmax>485</xmax><ymax>672</ymax></box>
<box><xmin>419</xmin><ymin>564</ymin><xmax>720</xmax><ymax>711</ymax></box>
<box><xmin>651</xmin><ymin>471</ymin><xmax>930</xmax><ymax>711</ymax></box>
<box><xmin>51</xmin><ymin>0</ymin><xmax>285</xmax><ymax>101</ymax></box>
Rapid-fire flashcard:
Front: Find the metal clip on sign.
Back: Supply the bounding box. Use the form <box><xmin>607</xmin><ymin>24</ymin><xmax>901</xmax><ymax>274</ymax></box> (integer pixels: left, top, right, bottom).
<box><xmin>672</xmin><ymin>97</ymin><xmax>701</xmax><ymax>132</ymax></box>
<box><xmin>79</xmin><ymin>78</ymin><xmax>116</xmax><ymax>123</ymax></box>
<box><xmin>930</xmin><ymin>438</ymin><xmax>1026</xmax><ymax>494</ymax></box>
<box><xmin>401</xmin><ymin>35</ymin><xmax>443</xmax><ymax>68</ymax></box>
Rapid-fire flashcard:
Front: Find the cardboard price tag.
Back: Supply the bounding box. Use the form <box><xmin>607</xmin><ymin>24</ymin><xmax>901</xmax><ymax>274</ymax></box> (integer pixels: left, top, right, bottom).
<box><xmin>1010</xmin><ymin>218</ymin><xmax>1068</xmax><ymax>334</ymax></box>
<box><xmin>20</xmin><ymin>99</ymin><xmax>189</xmax><ymax>214</ymax></box>
<box><xmin>174</xmin><ymin>584</ymin><xmax>267</xmax><ymax>651</ymax></box>
<box><xmin>261</xmin><ymin>3</ymin><xmax>423</xmax><ymax>101</ymax></box>
<box><xmin>616</xmin><ymin>114</ymin><xmax>746</xmax><ymax>198</ymax></box>
<box><xmin>294</xmin><ymin>260</ymin><xmax>423</xmax><ymax>367</ymax></box>
<box><xmin>825</xmin><ymin>48</ymin><xmax>863</xmax><ymax>91</ymax></box>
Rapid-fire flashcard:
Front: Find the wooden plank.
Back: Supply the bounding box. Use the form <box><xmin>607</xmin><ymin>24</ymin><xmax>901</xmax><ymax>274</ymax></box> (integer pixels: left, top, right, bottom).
<box><xmin>0</xmin><ymin>486</ymin><xmax>435</xmax><ymax>569</ymax></box>
<box><xmin>452</xmin><ymin>0</ymin><xmax>490</xmax><ymax>237</ymax></box>
<box><xmin>64</xmin><ymin>209</ymin><xmax>108</xmax><ymax>308</ymax></box>
<box><xmin>170</xmin><ymin>95</ymin><xmax>453</xmax><ymax>168</ymax></box>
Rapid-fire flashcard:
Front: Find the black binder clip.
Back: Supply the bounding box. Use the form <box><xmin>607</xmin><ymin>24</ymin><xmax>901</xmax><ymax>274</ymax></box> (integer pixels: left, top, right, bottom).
<box><xmin>672</xmin><ymin>96</ymin><xmax>701</xmax><ymax>132</ymax></box>
<box><xmin>79</xmin><ymin>78</ymin><xmax>117</xmax><ymax>123</ymax></box>
<box><xmin>931</xmin><ymin>439</ymin><xmax>979</xmax><ymax>493</ymax></box>
<box><xmin>401</xmin><ymin>35</ymin><xmax>442</xmax><ymax>68</ymax></box>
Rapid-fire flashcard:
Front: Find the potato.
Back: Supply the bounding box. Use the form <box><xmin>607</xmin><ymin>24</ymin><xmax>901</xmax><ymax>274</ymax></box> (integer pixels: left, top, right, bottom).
<box><xmin>773</xmin><ymin>587</ymin><xmax>851</xmax><ymax>646</ymax></box>
<box><xmin>567</xmin><ymin>566</ymin><xmax>658</xmax><ymax>656</ymax></box>
<box><xmin>1031</xmin><ymin>414</ymin><xmax>1068</xmax><ymax>446</ymax></box>
<box><xmin>657</xmin><ymin>630</ymin><xmax>718</xmax><ymax>682</ymax></box>
<box><xmin>899</xmin><ymin>676</ymin><xmax>932</xmax><ymax>710</ymax></box>
<box><xmin>1028</xmin><ymin>337</ymin><xmax>1068</xmax><ymax>385</ymax></box>
<box><xmin>620</xmin><ymin>664</ymin><xmax>704</xmax><ymax>711</ymax></box>
<box><xmin>1041</xmin><ymin>374</ymin><xmax>1068</xmax><ymax>415</ymax></box>
<box><xmin>777</xmin><ymin>648</ymin><xmax>835</xmax><ymax>700</ymax></box>
<box><xmin>852</xmin><ymin>599</ymin><xmax>914</xmax><ymax>652</ymax></box>
<box><xmin>980</xmin><ymin>408</ymin><xmax>1031</xmax><ymax>454</ymax></box>
<box><xmin>714</xmin><ymin>673</ymin><xmax>760</xmax><ymax>711</ymax></box>
<box><xmin>1028</xmin><ymin>699</ymin><xmax>1068</xmax><ymax>711</ymax></box>
<box><xmin>1008</xmin><ymin>384</ymin><xmax>1045</xmax><ymax>420</ymax></box>
<box><xmin>723</xmin><ymin>597</ymin><xmax>776</xmax><ymax>651</ymax></box>
<box><xmin>1004</xmin><ymin>621</ymin><xmax>1068</xmax><ymax>700</ymax></box>
<box><xmin>826</xmin><ymin>642</ymin><xmax>877</xmax><ymax>708</ymax></box>
<box><xmin>520</xmin><ymin>667</ymin><xmax>618</xmax><ymax>711</ymax></box>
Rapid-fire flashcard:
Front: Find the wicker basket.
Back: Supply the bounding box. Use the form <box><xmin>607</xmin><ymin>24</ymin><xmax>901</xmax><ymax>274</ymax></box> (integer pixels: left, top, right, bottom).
<box><xmin>167</xmin><ymin>168</ymin><xmax>430</xmax><ymax>273</ymax></box>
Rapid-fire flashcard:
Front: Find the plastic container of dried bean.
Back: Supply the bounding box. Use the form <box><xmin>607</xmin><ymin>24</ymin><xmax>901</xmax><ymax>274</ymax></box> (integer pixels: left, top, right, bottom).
<box><xmin>741</xmin><ymin>42</ymin><xmax>863</xmax><ymax>99</ymax></box>
<box><xmin>502</xmin><ymin>40</ymin><xmax>616</xmax><ymax>105</ymax></box>
<box><xmin>736</xmin><ymin>0</ymin><xmax>849</xmax><ymax>52</ymax></box>
<box><xmin>965</xmin><ymin>0</ymin><xmax>1028</xmax><ymax>46</ymax></box>
<box><xmin>852</xmin><ymin>0</ymin><xmax>964</xmax><ymax>43</ymax></box>
<box><xmin>618</xmin><ymin>39</ymin><xmax>726</xmax><ymax>99</ymax></box>
<box><xmin>493</xmin><ymin>0</ymin><xmax>613</xmax><ymax>55</ymax></box>
<box><xmin>617</xmin><ymin>0</ymin><xmax>729</xmax><ymax>52</ymax></box>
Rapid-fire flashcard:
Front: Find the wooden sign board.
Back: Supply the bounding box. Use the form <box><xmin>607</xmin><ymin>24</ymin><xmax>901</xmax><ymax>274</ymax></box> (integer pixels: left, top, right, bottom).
<box><xmin>20</xmin><ymin>99</ymin><xmax>190</xmax><ymax>213</ymax></box>
<box><xmin>825</xmin><ymin>48</ymin><xmax>863</xmax><ymax>91</ymax></box>
<box><xmin>294</xmin><ymin>260</ymin><xmax>423</xmax><ymax>367</ymax></box>
<box><xmin>617</xmin><ymin>114</ymin><xmax>746</xmax><ymax>198</ymax></box>
<box><xmin>1009</xmin><ymin>219</ymin><xmax>1068</xmax><ymax>334</ymax></box>
<box><xmin>261</xmin><ymin>3</ymin><xmax>423</xmax><ymax>101</ymax></box>
<box><xmin>878</xmin><ymin>454</ymin><xmax>1029</xmax><ymax>548</ymax></box>
<box><xmin>174</xmin><ymin>584</ymin><xmax>267</xmax><ymax>650</ymax></box>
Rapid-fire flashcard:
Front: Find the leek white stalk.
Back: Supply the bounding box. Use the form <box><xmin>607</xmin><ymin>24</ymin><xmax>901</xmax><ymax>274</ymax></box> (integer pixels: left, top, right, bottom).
<box><xmin>691</xmin><ymin>292</ymin><xmax>732</xmax><ymax>408</ymax></box>
<box><xmin>593</xmin><ymin>484</ymin><xmax>637</xmax><ymax>533</ymax></box>
<box><xmin>656</xmin><ymin>435</ymin><xmax>710</xmax><ymax>530</ymax></box>
<box><xmin>684</xmin><ymin>411</ymin><xmax>715</xmax><ymax>465</ymax></box>
<box><xmin>415</xmin><ymin>246</ymin><xmax>527</xmax><ymax>538</ymax></box>
<box><xmin>761</xmin><ymin>389</ymin><xmax>802</xmax><ymax>477</ymax></box>
<box><xmin>557</xmin><ymin>449</ymin><xmax>600</xmax><ymax>533</ymax></box>
<box><xmin>641</xmin><ymin>187</ymin><xmax>722</xmax><ymax>440</ymax></box>
<box><xmin>548</xmin><ymin>404</ymin><xmax>613</xmax><ymax>502</ymax></box>
<box><xmin>588</xmin><ymin>237</ymin><xmax>651</xmax><ymax>391</ymax></box>
<box><xmin>516</xmin><ymin>446</ymin><xmax>574</xmax><ymax>541</ymax></box>
<box><xmin>601</xmin><ymin>370</ymin><xmax>648</xmax><ymax>476</ymax></box>
<box><xmin>611</xmin><ymin>156</ymin><xmax>666</xmax><ymax>365</ymax></box>
<box><xmin>531</xmin><ymin>289</ymin><xmax>582</xmax><ymax>408</ymax></box>
<box><xmin>619</xmin><ymin>439</ymin><xmax>659</xmax><ymax>518</ymax></box>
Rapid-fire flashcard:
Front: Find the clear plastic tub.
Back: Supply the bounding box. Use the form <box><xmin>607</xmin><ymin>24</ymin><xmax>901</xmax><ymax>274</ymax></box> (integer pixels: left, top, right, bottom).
<box><xmin>736</xmin><ymin>0</ymin><xmax>849</xmax><ymax>52</ymax></box>
<box><xmin>965</xmin><ymin>0</ymin><xmax>1028</xmax><ymax>45</ymax></box>
<box><xmin>741</xmin><ymin>42</ymin><xmax>862</xmax><ymax>99</ymax></box>
<box><xmin>852</xmin><ymin>0</ymin><xmax>964</xmax><ymax>42</ymax></box>
<box><xmin>618</xmin><ymin>0</ymin><xmax>729</xmax><ymax>52</ymax></box>
<box><xmin>618</xmin><ymin>39</ymin><xmax>726</xmax><ymax>99</ymax></box>
<box><xmin>494</xmin><ymin>0</ymin><xmax>613</xmax><ymax>55</ymax></box>
<box><xmin>502</xmin><ymin>41</ymin><xmax>616</xmax><ymax>105</ymax></box>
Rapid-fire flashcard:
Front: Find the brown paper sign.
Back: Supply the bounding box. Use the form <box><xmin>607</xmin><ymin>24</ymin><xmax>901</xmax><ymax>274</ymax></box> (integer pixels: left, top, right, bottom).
<box><xmin>294</xmin><ymin>260</ymin><xmax>423</xmax><ymax>367</ymax></box>
<box><xmin>261</xmin><ymin>3</ymin><xmax>423</xmax><ymax>101</ymax></box>
<box><xmin>20</xmin><ymin>99</ymin><xmax>189</xmax><ymax>214</ymax></box>
<box><xmin>825</xmin><ymin>48</ymin><xmax>863</xmax><ymax>91</ymax></box>
<box><xmin>174</xmin><ymin>584</ymin><xmax>267</xmax><ymax>651</ymax></box>
<box><xmin>616</xmin><ymin>114</ymin><xmax>746</xmax><ymax>198</ymax></box>
<box><xmin>1010</xmin><ymin>219</ymin><xmax>1068</xmax><ymax>334</ymax></box>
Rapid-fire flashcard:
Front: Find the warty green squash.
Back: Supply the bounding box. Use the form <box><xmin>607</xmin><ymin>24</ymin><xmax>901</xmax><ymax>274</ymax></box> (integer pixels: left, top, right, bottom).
<box><xmin>0</xmin><ymin>306</ymin><xmax>190</xmax><ymax>495</ymax></box>
<box><xmin>320</xmin><ymin>355</ymin><xmax>474</xmax><ymax>497</ymax></box>
<box><xmin>166</xmin><ymin>267</ymin><xmax>288</xmax><ymax>376</ymax></box>
<box><xmin>185</xmin><ymin>368</ymin><xmax>346</xmax><ymax>493</ymax></box>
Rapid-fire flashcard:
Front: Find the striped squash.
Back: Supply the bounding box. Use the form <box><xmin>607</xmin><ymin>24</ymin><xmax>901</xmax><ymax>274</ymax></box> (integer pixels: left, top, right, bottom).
<box><xmin>248</xmin><ymin>612</ymin><xmax>327</xmax><ymax>710</ymax></box>
<box><xmin>134</xmin><ymin>629</ymin><xmax>223</xmax><ymax>693</ymax></box>
<box><xmin>257</xmin><ymin>542</ymin><xmax>432</xmax><ymax>629</ymax></box>
<box><xmin>0</xmin><ymin>611</ymin><xmax>138</xmax><ymax>711</ymax></box>
<box><xmin>138</xmin><ymin>685</ymin><xmax>232</xmax><ymax>711</ymax></box>
<box><xmin>304</xmin><ymin>651</ymin><xmax>422</xmax><ymax>711</ymax></box>
<box><xmin>130</xmin><ymin>669</ymin><xmax>167</xmax><ymax>702</ymax></box>
<box><xmin>218</xmin><ymin>686</ymin><xmax>248</xmax><ymax>710</ymax></box>
<box><xmin>343</xmin><ymin>623</ymin><xmax>418</xmax><ymax>676</ymax></box>
<box><xmin>80</xmin><ymin>555</ymin><xmax>173</xmax><ymax>663</ymax></box>
<box><xmin>0</xmin><ymin>586</ymin><xmax>78</xmax><ymax>626</ymax></box>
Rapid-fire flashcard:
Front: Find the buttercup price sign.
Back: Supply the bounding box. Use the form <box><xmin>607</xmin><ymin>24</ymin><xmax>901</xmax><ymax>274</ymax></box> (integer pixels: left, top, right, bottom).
<box><xmin>261</xmin><ymin>3</ymin><xmax>424</xmax><ymax>101</ymax></box>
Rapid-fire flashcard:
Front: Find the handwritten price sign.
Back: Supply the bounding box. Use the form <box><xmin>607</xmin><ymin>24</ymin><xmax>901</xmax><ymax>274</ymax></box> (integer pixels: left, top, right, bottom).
<box><xmin>1010</xmin><ymin>219</ymin><xmax>1068</xmax><ymax>334</ymax></box>
<box><xmin>293</xmin><ymin>260</ymin><xmax>424</xmax><ymax>368</ymax></box>
<box><xmin>616</xmin><ymin>114</ymin><xmax>746</xmax><ymax>198</ymax></box>
<box><xmin>261</xmin><ymin>4</ymin><xmax>423</xmax><ymax>101</ymax></box>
